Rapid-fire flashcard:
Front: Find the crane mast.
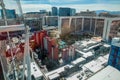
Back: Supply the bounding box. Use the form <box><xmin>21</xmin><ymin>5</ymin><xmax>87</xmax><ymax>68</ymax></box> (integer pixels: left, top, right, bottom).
<box><xmin>0</xmin><ymin>0</ymin><xmax>31</xmax><ymax>80</ymax></box>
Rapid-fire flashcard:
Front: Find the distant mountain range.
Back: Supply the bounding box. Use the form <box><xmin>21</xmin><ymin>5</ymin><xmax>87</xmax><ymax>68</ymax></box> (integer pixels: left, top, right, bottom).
<box><xmin>95</xmin><ymin>10</ymin><xmax>120</xmax><ymax>15</ymax></box>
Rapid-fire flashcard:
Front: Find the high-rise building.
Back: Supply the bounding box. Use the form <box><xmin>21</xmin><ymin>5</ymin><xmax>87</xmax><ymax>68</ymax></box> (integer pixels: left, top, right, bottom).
<box><xmin>44</xmin><ymin>36</ymin><xmax>59</xmax><ymax>60</ymax></box>
<box><xmin>59</xmin><ymin>7</ymin><xmax>76</xmax><ymax>16</ymax></box>
<box><xmin>43</xmin><ymin>16</ymin><xmax>58</xmax><ymax>27</ymax></box>
<box><xmin>40</xmin><ymin>10</ymin><xmax>47</xmax><ymax>14</ymax></box>
<box><xmin>33</xmin><ymin>30</ymin><xmax>47</xmax><ymax>48</ymax></box>
<box><xmin>59</xmin><ymin>7</ymin><xmax>71</xmax><ymax>16</ymax></box>
<box><xmin>1</xmin><ymin>9</ymin><xmax>16</xmax><ymax>19</ymax></box>
<box><xmin>108</xmin><ymin>38</ymin><xmax>120</xmax><ymax>71</ymax></box>
<box><xmin>52</xmin><ymin>7</ymin><xmax>58</xmax><ymax>16</ymax></box>
<box><xmin>70</xmin><ymin>8</ymin><xmax>76</xmax><ymax>16</ymax></box>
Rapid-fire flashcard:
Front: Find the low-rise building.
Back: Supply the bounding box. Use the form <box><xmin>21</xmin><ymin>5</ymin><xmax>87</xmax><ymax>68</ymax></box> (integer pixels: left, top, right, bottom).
<box><xmin>83</xmin><ymin>56</ymin><xmax>108</xmax><ymax>73</ymax></box>
<box><xmin>71</xmin><ymin>57</ymin><xmax>86</xmax><ymax>66</ymax></box>
<box><xmin>88</xmin><ymin>66</ymin><xmax>120</xmax><ymax>80</ymax></box>
<box><xmin>73</xmin><ymin>39</ymin><xmax>102</xmax><ymax>60</ymax></box>
<box><xmin>76</xmin><ymin>10</ymin><xmax>96</xmax><ymax>16</ymax></box>
<box><xmin>19</xmin><ymin>62</ymin><xmax>43</xmax><ymax>80</ymax></box>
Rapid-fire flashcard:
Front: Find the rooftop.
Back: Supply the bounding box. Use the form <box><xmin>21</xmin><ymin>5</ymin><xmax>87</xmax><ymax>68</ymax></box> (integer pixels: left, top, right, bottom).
<box><xmin>42</xmin><ymin>26</ymin><xmax>57</xmax><ymax>30</ymax></box>
<box><xmin>103</xmin><ymin>54</ymin><xmax>109</xmax><ymax>60</ymax></box>
<box><xmin>103</xmin><ymin>44</ymin><xmax>111</xmax><ymax>48</ymax></box>
<box><xmin>30</xmin><ymin>62</ymin><xmax>43</xmax><ymax>78</ymax></box>
<box><xmin>111</xmin><ymin>37</ymin><xmax>120</xmax><ymax>47</ymax></box>
<box><xmin>75</xmin><ymin>49</ymin><xmax>94</xmax><ymax>58</ymax></box>
<box><xmin>45</xmin><ymin>65</ymin><xmax>67</xmax><ymax>78</ymax></box>
<box><xmin>88</xmin><ymin>66</ymin><xmax>120</xmax><ymax>80</ymax></box>
<box><xmin>112</xmin><ymin>42</ymin><xmax>120</xmax><ymax>47</ymax></box>
<box><xmin>48</xmin><ymin>72</ymin><xmax>60</xmax><ymax>80</ymax></box>
<box><xmin>74</xmin><ymin>39</ymin><xmax>102</xmax><ymax>52</ymax></box>
<box><xmin>83</xmin><ymin>56</ymin><xmax>108</xmax><ymax>73</ymax></box>
<box><xmin>19</xmin><ymin>62</ymin><xmax>43</xmax><ymax>78</ymax></box>
<box><xmin>71</xmin><ymin>57</ymin><xmax>86</xmax><ymax>65</ymax></box>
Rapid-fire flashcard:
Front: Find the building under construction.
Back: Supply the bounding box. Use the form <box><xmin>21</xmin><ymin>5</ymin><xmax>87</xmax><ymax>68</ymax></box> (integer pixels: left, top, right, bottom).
<box><xmin>0</xmin><ymin>0</ymin><xmax>32</xmax><ymax>80</ymax></box>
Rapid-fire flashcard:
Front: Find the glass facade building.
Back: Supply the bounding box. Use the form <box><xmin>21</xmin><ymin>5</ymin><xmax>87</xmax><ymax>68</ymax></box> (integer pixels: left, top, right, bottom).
<box><xmin>1</xmin><ymin>9</ymin><xmax>16</xmax><ymax>19</ymax></box>
<box><xmin>108</xmin><ymin>44</ymin><xmax>120</xmax><ymax>71</ymax></box>
<box><xmin>52</xmin><ymin>7</ymin><xmax>58</xmax><ymax>16</ymax></box>
<box><xmin>59</xmin><ymin>7</ymin><xmax>76</xmax><ymax>16</ymax></box>
<box><xmin>59</xmin><ymin>7</ymin><xmax>71</xmax><ymax>16</ymax></box>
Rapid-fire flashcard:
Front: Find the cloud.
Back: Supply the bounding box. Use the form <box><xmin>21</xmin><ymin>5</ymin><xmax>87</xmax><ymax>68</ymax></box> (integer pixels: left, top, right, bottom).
<box><xmin>21</xmin><ymin>3</ymin><xmax>120</xmax><ymax>13</ymax></box>
<box><xmin>21</xmin><ymin>0</ymin><xmax>50</xmax><ymax>4</ymax></box>
<box><xmin>49</xmin><ymin>0</ymin><xmax>91</xmax><ymax>4</ymax></box>
<box><xmin>53</xmin><ymin>0</ymin><xmax>120</xmax><ymax>4</ymax></box>
<box><xmin>21</xmin><ymin>4</ymin><xmax>52</xmax><ymax>13</ymax></box>
<box><xmin>61</xmin><ymin>4</ymin><xmax>120</xmax><ymax>11</ymax></box>
<box><xmin>2</xmin><ymin>0</ymin><xmax>119</xmax><ymax>13</ymax></box>
<box><xmin>49</xmin><ymin>0</ymin><xmax>80</xmax><ymax>3</ymax></box>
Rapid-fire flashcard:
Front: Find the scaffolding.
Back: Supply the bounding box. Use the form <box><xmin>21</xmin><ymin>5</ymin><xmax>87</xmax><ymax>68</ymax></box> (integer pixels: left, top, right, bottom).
<box><xmin>0</xmin><ymin>0</ymin><xmax>31</xmax><ymax>80</ymax></box>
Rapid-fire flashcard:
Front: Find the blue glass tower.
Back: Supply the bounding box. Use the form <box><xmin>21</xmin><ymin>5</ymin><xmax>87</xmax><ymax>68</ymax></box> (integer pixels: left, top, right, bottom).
<box><xmin>59</xmin><ymin>7</ymin><xmax>76</xmax><ymax>16</ymax></box>
<box><xmin>70</xmin><ymin>8</ymin><xmax>76</xmax><ymax>16</ymax></box>
<box><xmin>108</xmin><ymin>44</ymin><xmax>120</xmax><ymax>71</ymax></box>
<box><xmin>1</xmin><ymin>9</ymin><xmax>16</xmax><ymax>19</ymax></box>
<box><xmin>52</xmin><ymin>7</ymin><xmax>58</xmax><ymax>16</ymax></box>
<box><xmin>59</xmin><ymin>7</ymin><xmax>71</xmax><ymax>16</ymax></box>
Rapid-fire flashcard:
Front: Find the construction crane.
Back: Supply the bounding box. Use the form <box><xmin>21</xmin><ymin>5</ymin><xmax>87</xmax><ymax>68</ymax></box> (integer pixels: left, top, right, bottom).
<box><xmin>0</xmin><ymin>0</ymin><xmax>31</xmax><ymax>80</ymax></box>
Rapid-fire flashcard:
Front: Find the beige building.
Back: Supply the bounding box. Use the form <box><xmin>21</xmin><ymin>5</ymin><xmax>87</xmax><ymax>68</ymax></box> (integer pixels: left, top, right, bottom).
<box><xmin>76</xmin><ymin>10</ymin><xmax>96</xmax><ymax>17</ymax></box>
<box><xmin>58</xmin><ymin>16</ymin><xmax>120</xmax><ymax>42</ymax></box>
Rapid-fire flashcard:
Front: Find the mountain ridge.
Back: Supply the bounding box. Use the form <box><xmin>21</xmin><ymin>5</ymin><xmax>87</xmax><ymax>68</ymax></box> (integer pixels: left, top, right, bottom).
<box><xmin>95</xmin><ymin>10</ymin><xmax>120</xmax><ymax>15</ymax></box>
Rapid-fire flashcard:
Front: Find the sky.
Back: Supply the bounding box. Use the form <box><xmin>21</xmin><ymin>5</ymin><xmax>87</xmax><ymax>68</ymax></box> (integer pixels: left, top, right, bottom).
<box><xmin>1</xmin><ymin>0</ymin><xmax>120</xmax><ymax>13</ymax></box>
<box><xmin>20</xmin><ymin>0</ymin><xmax>120</xmax><ymax>13</ymax></box>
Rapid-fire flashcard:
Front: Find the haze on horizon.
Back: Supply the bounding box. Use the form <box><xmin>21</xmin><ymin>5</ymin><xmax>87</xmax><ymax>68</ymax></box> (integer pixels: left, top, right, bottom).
<box><xmin>1</xmin><ymin>0</ymin><xmax>120</xmax><ymax>13</ymax></box>
<box><xmin>20</xmin><ymin>0</ymin><xmax>120</xmax><ymax>13</ymax></box>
